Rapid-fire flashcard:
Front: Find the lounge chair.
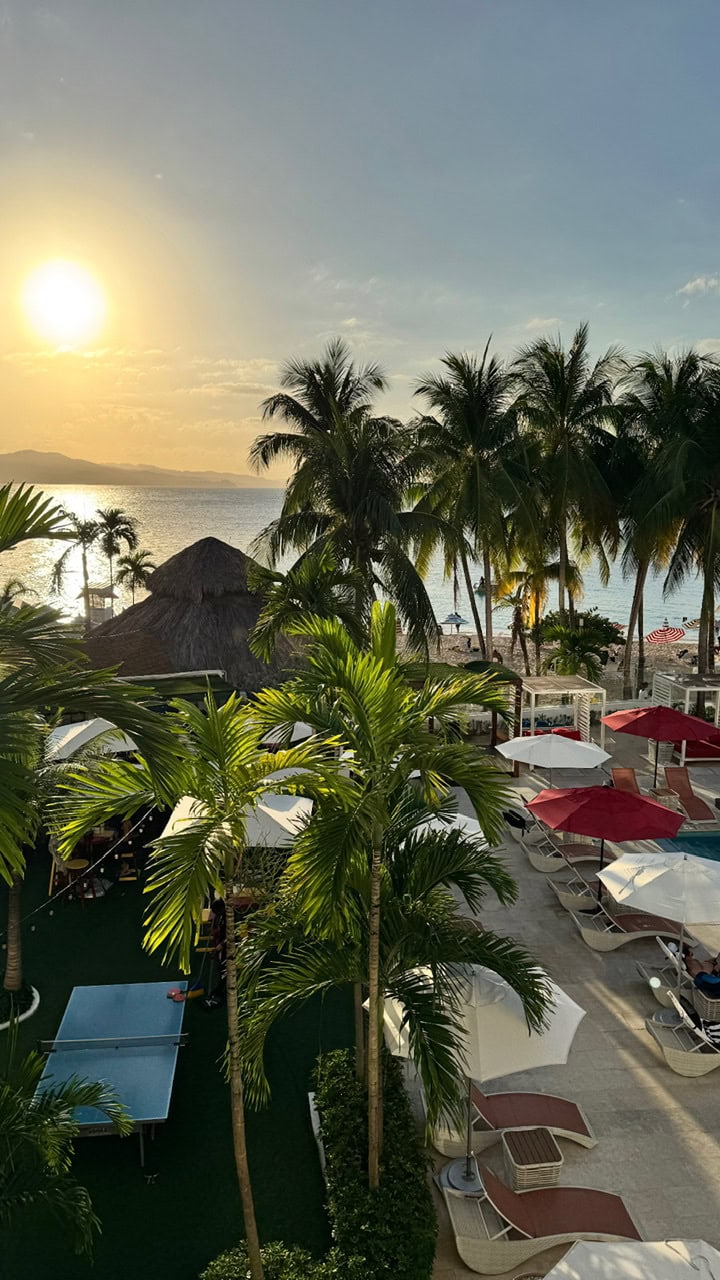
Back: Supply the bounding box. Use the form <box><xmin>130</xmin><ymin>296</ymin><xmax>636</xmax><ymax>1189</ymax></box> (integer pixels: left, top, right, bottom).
<box><xmin>664</xmin><ymin>766</ymin><xmax>715</xmax><ymax>823</ymax></box>
<box><xmin>550</xmin><ymin>869</ymin><xmax>601</xmax><ymax>912</ymax></box>
<box><xmin>645</xmin><ymin>991</ymin><xmax>720</xmax><ymax>1075</ymax></box>
<box><xmin>443</xmin><ymin>1165</ymin><xmax>640</xmax><ymax>1276</ymax></box>
<box><xmin>611</xmin><ymin>767</ymin><xmax>642</xmax><ymax>795</ymax></box>
<box><xmin>523</xmin><ymin>832</ymin><xmax>611</xmax><ymax>875</ymax></box>
<box><xmin>431</xmin><ymin>1085</ymin><xmax>596</xmax><ymax>1155</ymax></box>
<box><xmin>567</xmin><ymin>902</ymin><xmax>682</xmax><ymax>951</ymax></box>
<box><xmin>636</xmin><ymin>937</ymin><xmax>692</xmax><ymax>1007</ymax></box>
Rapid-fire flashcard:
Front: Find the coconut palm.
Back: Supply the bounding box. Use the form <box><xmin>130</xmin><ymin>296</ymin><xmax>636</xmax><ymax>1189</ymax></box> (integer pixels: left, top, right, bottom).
<box><xmin>0</xmin><ymin>1024</ymin><xmax>131</xmax><ymax>1255</ymax></box>
<box><xmin>251</xmin><ymin>601</ymin><xmax>512</xmax><ymax>1188</ymax></box>
<box><xmin>54</xmin><ymin>696</ymin><xmax>349</xmax><ymax>1280</ymax></box>
<box><xmin>247</xmin><ymin>546</ymin><xmax>367</xmax><ymax>661</ymax></box>
<box><xmin>95</xmin><ymin>508</ymin><xmax>138</xmax><ymax>609</ymax></box>
<box><xmin>511</xmin><ymin>323</ymin><xmax>622</xmax><ymax>616</ymax></box>
<box><xmin>240</xmin><ymin>789</ymin><xmax>549</xmax><ymax>1134</ymax></box>
<box><xmin>250</xmin><ymin>338</ymin><xmax>440</xmax><ymax>651</ymax></box>
<box><xmin>51</xmin><ymin>514</ymin><xmax>100</xmax><ymax>633</ymax></box>
<box><xmin>542</xmin><ymin>621</ymin><xmax>604</xmax><ymax>681</ymax></box>
<box><xmin>116</xmin><ymin>548</ymin><xmax>156</xmax><ymax>605</ymax></box>
<box><xmin>414</xmin><ymin>344</ymin><xmax>530</xmax><ymax>658</ymax></box>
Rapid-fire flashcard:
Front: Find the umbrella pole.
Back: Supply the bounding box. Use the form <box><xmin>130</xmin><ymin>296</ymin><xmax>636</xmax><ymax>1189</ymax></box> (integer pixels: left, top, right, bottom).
<box><xmin>595</xmin><ymin>838</ymin><xmax>606</xmax><ymax>903</ymax></box>
<box><xmin>677</xmin><ymin>922</ymin><xmax>685</xmax><ymax>997</ymax></box>
<box><xmin>653</xmin><ymin>739</ymin><xmax>659</xmax><ymax>789</ymax></box>
<box><xmin>464</xmin><ymin>1076</ymin><xmax>474</xmax><ymax>1181</ymax></box>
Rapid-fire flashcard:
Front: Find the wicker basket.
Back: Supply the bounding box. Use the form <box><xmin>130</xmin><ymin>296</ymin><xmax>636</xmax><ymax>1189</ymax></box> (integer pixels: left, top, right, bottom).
<box><xmin>692</xmin><ymin>987</ymin><xmax>720</xmax><ymax>1021</ymax></box>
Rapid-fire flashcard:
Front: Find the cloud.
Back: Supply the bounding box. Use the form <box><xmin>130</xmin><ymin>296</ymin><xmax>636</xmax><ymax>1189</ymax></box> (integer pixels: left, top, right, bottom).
<box><xmin>696</xmin><ymin>338</ymin><xmax>720</xmax><ymax>356</ymax></box>
<box><xmin>524</xmin><ymin>316</ymin><xmax>561</xmax><ymax>331</ymax></box>
<box><xmin>677</xmin><ymin>276</ymin><xmax>720</xmax><ymax>297</ymax></box>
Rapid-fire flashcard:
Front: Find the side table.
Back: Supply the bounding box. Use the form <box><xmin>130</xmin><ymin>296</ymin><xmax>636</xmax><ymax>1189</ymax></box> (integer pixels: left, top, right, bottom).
<box><xmin>649</xmin><ymin>786</ymin><xmax>682</xmax><ymax>812</ymax></box>
<box><xmin>501</xmin><ymin>1126</ymin><xmax>563</xmax><ymax>1190</ymax></box>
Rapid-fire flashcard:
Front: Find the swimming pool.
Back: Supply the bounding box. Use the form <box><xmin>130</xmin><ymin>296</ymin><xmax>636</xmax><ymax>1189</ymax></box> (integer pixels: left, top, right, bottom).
<box><xmin>658</xmin><ymin>833</ymin><xmax>720</xmax><ymax>863</ymax></box>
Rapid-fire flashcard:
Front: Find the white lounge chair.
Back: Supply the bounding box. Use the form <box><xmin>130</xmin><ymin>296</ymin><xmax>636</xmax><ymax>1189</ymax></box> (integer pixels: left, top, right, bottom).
<box><xmin>646</xmin><ymin>992</ymin><xmax>720</xmax><ymax>1076</ymax></box>
<box><xmin>567</xmin><ymin>903</ymin><xmax>682</xmax><ymax>952</ymax></box>
<box><xmin>636</xmin><ymin>937</ymin><xmax>692</xmax><ymax>1008</ymax></box>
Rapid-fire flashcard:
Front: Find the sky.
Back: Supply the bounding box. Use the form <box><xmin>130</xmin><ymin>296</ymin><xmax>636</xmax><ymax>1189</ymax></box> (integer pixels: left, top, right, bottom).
<box><xmin>2</xmin><ymin>0</ymin><xmax>720</xmax><ymax>477</ymax></box>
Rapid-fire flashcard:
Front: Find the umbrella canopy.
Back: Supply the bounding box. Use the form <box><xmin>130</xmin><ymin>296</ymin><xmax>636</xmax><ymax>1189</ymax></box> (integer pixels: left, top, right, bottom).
<box><xmin>603</xmin><ymin>704</ymin><xmax>712</xmax><ymax>785</ymax></box>
<box><xmin>544</xmin><ymin>1239</ymin><xmax>720</xmax><ymax>1280</ymax></box>
<box><xmin>383</xmin><ymin>964</ymin><xmax>585</xmax><ymax>1081</ymax></box>
<box><xmin>598</xmin><ymin>851</ymin><xmax>720</xmax><ymax>931</ymax></box>
<box><xmin>498</xmin><ymin>735</ymin><xmax>610</xmax><ymax>769</ymax></box>
<box><xmin>46</xmin><ymin>718</ymin><xmax>137</xmax><ymax>761</ymax></box>
<box><xmin>646</xmin><ymin>620</ymin><xmax>685</xmax><ymax>644</ymax></box>
<box><xmin>160</xmin><ymin>788</ymin><xmax>312</xmax><ymax>850</ymax></box>
<box><xmin>527</xmin><ymin>785</ymin><xmax>684</xmax><ymax>842</ymax></box>
<box><xmin>443</xmin><ymin>612</ymin><xmax>468</xmax><ymax>631</ymax></box>
<box><xmin>413</xmin><ymin>813</ymin><xmax>485</xmax><ymax>842</ymax></box>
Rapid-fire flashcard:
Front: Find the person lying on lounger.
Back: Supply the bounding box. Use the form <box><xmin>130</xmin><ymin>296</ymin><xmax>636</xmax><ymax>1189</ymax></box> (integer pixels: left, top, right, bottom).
<box><xmin>683</xmin><ymin>948</ymin><xmax>720</xmax><ymax>993</ymax></box>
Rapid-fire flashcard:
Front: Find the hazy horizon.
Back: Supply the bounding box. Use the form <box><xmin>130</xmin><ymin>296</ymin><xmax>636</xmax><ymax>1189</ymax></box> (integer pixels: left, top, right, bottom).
<box><xmin>3</xmin><ymin>2</ymin><xmax>720</xmax><ymax>474</ymax></box>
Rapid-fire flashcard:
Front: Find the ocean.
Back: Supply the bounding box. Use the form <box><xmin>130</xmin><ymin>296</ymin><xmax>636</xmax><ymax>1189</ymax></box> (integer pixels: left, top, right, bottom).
<box><xmin>2</xmin><ymin>483</ymin><xmax>706</xmax><ymax>635</ymax></box>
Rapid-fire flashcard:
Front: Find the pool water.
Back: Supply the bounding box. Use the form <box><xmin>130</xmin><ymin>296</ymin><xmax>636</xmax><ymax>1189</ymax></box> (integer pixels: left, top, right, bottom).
<box><xmin>658</xmin><ymin>833</ymin><xmax>720</xmax><ymax>863</ymax></box>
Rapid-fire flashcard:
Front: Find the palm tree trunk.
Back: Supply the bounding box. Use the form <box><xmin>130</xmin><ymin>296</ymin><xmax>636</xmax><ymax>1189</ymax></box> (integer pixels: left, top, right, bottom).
<box><xmin>558</xmin><ymin>516</ymin><xmax>567</xmax><ymax>615</ymax></box>
<box><xmin>108</xmin><ymin>554</ymin><xmax>114</xmax><ymax>616</ymax></box>
<box><xmin>516</xmin><ymin>614</ymin><xmax>531</xmax><ymax>676</ymax></box>
<box><xmin>353</xmin><ymin>981</ymin><xmax>366</xmax><ymax>1081</ymax></box>
<box><xmin>81</xmin><ymin>547</ymin><xmax>91</xmax><ymax>634</ymax></box>
<box><xmin>3</xmin><ymin>875</ymin><xmax>23</xmax><ymax>993</ymax></box>
<box><xmin>533</xmin><ymin>588</ymin><xmax>542</xmax><ymax>674</ymax></box>
<box><xmin>637</xmin><ymin>591</ymin><xmax>645</xmax><ymax>691</ymax></box>
<box><xmin>367</xmin><ymin>839</ymin><xmax>383</xmax><ymax>1190</ymax></box>
<box><xmin>482</xmin><ymin>546</ymin><xmax>493</xmax><ymax>658</ymax></box>
<box><xmin>459</xmin><ymin>547</ymin><xmax>485</xmax><ymax>656</ymax></box>
<box><xmin>623</xmin><ymin>559</ymin><xmax>648</xmax><ymax>699</ymax></box>
<box><xmin>224</xmin><ymin>896</ymin><xmax>264</xmax><ymax>1280</ymax></box>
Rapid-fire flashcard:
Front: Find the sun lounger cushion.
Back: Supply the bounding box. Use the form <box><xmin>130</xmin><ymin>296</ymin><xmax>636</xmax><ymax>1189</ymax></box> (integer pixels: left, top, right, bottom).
<box><xmin>479</xmin><ymin>1166</ymin><xmax>640</xmax><ymax>1240</ymax></box>
<box><xmin>473</xmin><ymin>1089</ymin><xmax>592</xmax><ymax>1141</ymax></box>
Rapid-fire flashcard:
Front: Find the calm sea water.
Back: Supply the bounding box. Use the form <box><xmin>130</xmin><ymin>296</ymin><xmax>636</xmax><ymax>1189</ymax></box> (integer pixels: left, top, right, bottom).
<box><xmin>2</xmin><ymin>483</ymin><xmax>706</xmax><ymax>634</ymax></box>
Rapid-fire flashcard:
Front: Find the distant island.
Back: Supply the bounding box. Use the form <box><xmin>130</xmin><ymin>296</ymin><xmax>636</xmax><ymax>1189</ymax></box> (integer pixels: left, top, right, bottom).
<box><xmin>0</xmin><ymin>450</ymin><xmax>282</xmax><ymax>489</ymax></box>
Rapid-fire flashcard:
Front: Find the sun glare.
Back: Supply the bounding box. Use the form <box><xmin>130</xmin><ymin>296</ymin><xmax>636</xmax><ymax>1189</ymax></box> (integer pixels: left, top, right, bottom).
<box><xmin>21</xmin><ymin>259</ymin><xmax>107</xmax><ymax>347</ymax></box>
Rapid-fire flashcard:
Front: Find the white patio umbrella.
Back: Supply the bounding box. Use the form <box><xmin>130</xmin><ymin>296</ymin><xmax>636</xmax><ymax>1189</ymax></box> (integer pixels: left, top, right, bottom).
<box><xmin>598</xmin><ymin>851</ymin><xmax>720</xmax><ymax>990</ymax></box>
<box><xmin>383</xmin><ymin>963</ymin><xmax>585</xmax><ymax>1191</ymax></box>
<box><xmin>544</xmin><ymin>1239</ymin><xmax>720</xmax><ymax>1280</ymax></box>
<box><xmin>46</xmin><ymin>717</ymin><xmax>137</xmax><ymax>761</ymax></box>
<box><xmin>497</xmin><ymin>734</ymin><xmax>610</xmax><ymax>785</ymax></box>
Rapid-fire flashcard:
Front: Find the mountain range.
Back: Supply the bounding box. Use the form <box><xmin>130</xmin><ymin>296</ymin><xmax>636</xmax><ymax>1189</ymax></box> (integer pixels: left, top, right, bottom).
<box><xmin>0</xmin><ymin>450</ymin><xmax>281</xmax><ymax>489</ymax></box>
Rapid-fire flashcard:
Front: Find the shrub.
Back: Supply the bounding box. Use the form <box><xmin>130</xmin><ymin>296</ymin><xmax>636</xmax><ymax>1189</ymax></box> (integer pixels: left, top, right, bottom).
<box><xmin>314</xmin><ymin>1048</ymin><xmax>437</xmax><ymax>1280</ymax></box>
<box><xmin>200</xmin><ymin>1240</ymin><xmax>364</xmax><ymax>1280</ymax></box>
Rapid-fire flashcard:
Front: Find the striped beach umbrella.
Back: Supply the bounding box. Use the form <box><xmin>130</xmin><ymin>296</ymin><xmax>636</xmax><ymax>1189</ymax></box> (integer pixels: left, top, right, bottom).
<box><xmin>646</xmin><ymin>619</ymin><xmax>685</xmax><ymax>644</ymax></box>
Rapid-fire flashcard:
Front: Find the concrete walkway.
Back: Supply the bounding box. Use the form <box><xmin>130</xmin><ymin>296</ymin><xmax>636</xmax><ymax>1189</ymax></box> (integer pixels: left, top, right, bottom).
<box><xmin>431</xmin><ymin>758</ymin><xmax>720</xmax><ymax>1279</ymax></box>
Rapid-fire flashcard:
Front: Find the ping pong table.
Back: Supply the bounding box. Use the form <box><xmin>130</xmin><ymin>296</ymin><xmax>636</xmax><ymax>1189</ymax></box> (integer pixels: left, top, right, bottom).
<box><xmin>38</xmin><ymin>981</ymin><xmax>188</xmax><ymax>1166</ymax></box>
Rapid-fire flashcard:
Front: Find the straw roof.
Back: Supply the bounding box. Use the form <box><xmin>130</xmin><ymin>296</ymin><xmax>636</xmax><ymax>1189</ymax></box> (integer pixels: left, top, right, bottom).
<box><xmin>84</xmin><ymin>537</ymin><xmax>297</xmax><ymax>692</ymax></box>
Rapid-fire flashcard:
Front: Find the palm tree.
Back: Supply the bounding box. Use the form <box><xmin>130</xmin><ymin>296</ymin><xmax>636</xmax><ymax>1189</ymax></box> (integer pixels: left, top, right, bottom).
<box><xmin>116</xmin><ymin>548</ymin><xmax>156</xmax><ymax>605</ymax></box>
<box><xmin>511</xmin><ymin>323</ymin><xmax>621</xmax><ymax>616</ymax></box>
<box><xmin>96</xmin><ymin>508</ymin><xmax>138</xmax><ymax>611</ymax></box>
<box><xmin>0</xmin><ymin>1026</ymin><xmax>131</xmax><ymax>1254</ymax></box>
<box><xmin>250</xmin><ymin>338</ymin><xmax>440</xmax><ymax>652</ymax></box>
<box><xmin>240</xmin><ymin>790</ymin><xmax>549</xmax><ymax>1135</ymax></box>
<box><xmin>51</xmin><ymin>514</ymin><xmax>100</xmax><ymax>633</ymax></box>
<box><xmin>414</xmin><ymin>344</ymin><xmax>529</xmax><ymax>658</ymax></box>
<box><xmin>251</xmin><ymin>601</ymin><xmax>512</xmax><ymax>1188</ymax></box>
<box><xmin>54</xmin><ymin>696</ymin><xmax>349</xmax><ymax>1280</ymax></box>
<box><xmin>247</xmin><ymin>546</ymin><xmax>367</xmax><ymax>661</ymax></box>
<box><xmin>542</xmin><ymin>621</ymin><xmax>604</xmax><ymax>681</ymax></box>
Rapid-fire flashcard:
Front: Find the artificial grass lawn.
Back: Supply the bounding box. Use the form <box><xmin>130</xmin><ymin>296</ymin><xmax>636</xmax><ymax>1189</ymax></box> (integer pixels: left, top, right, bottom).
<box><xmin>1</xmin><ymin>853</ymin><xmax>353</xmax><ymax>1280</ymax></box>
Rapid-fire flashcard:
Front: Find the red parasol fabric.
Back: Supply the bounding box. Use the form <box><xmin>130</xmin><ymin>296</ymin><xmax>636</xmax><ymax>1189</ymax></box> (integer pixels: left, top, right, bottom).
<box><xmin>645</xmin><ymin>623</ymin><xmax>685</xmax><ymax>644</ymax></box>
<box><xmin>526</xmin><ymin>785</ymin><xmax>684</xmax><ymax>899</ymax></box>
<box><xmin>602</xmin><ymin>705</ymin><xmax>711</xmax><ymax>785</ymax></box>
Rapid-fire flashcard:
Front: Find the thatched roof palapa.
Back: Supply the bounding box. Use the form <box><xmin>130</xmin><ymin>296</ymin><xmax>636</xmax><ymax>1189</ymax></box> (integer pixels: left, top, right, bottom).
<box><xmin>84</xmin><ymin>537</ymin><xmax>296</xmax><ymax>693</ymax></box>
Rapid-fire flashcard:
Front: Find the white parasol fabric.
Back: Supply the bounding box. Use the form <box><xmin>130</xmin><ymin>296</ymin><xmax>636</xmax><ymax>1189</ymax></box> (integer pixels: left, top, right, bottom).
<box><xmin>498</xmin><ymin>735</ymin><xmax>610</xmax><ymax>770</ymax></box>
<box><xmin>383</xmin><ymin>963</ymin><xmax>585</xmax><ymax>1083</ymax></box>
<box><xmin>46</xmin><ymin>718</ymin><xmax>137</xmax><ymax>761</ymax></box>
<box><xmin>597</xmin><ymin>851</ymin><xmax>720</xmax><ymax>930</ymax></box>
<box><xmin>160</xmin><ymin>788</ymin><xmax>312</xmax><ymax>850</ymax></box>
<box><xmin>543</xmin><ymin>1239</ymin><xmax>720</xmax><ymax>1279</ymax></box>
<box><xmin>413</xmin><ymin>813</ymin><xmax>485</xmax><ymax>843</ymax></box>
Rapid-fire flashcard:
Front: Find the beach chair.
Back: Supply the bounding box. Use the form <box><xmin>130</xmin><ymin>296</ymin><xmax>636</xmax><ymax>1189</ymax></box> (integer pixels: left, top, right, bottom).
<box><xmin>636</xmin><ymin>936</ymin><xmax>692</xmax><ymax>1007</ymax></box>
<box><xmin>443</xmin><ymin>1165</ymin><xmax>640</xmax><ymax>1276</ymax></box>
<box><xmin>430</xmin><ymin>1084</ymin><xmax>596</xmax><ymax>1155</ymax></box>
<box><xmin>664</xmin><ymin>766</ymin><xmax>715</xmax><ymax>823</ymax></box>
<box><xmin>645</xmin><ymin>991</ymin><xmax>720</xmax><ymax>1076</ymax></box>
<box><xmin>611</xmin><ymin>767</ymin><xmax>642</xmax><ymax>795</ymax></box>
<box><xmin>549</xmin><ymin>869</ymin><xmax>601</xmax><ymax>912</ymax></box>
<box><xmin>567</xmin><ymin>902</ymin><xmax>682</xmax><ymax>951</ymax></box>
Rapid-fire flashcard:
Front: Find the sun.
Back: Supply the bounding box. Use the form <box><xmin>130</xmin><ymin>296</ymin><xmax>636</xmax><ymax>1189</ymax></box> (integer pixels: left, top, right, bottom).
<box><xmin>21</xmin><ymin>259</ymin><xmax>107</xmax><ymax>347</ymax></box>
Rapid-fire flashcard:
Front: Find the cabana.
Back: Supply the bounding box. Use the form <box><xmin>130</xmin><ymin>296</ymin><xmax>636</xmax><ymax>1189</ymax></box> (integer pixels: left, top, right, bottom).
<box><xmin>652</xmin><ymin>673</ymin><xmax>720</xmax><ymax>763</ymax></box>
<box><xmin>520</xmin><ymin>675</ymin><xmax>607</xmax><ymax>749</ymax></box>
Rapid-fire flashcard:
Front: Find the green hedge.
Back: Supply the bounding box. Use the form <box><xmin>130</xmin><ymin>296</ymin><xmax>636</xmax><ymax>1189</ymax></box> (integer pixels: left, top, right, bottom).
<box><xmin>314</xmin><ymin>1048</ymin><xmax>437</xmax><ymax>1280</ymax></box>
<box><xmin>200</xmin><ymin>1241</ymin><xmax>364</xmax><ymax>1280</ymax></box>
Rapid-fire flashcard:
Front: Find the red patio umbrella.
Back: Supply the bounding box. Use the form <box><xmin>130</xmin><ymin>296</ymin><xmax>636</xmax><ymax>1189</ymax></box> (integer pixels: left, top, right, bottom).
<box><xmin>602</xmin><ymin>705</ymin><xmax>712</xmax><ymax>786</ymax></box>
<box><xmin>527</xmin><ymin>785</ymin><xmax>684</xmax><ymax>900</ymax></box>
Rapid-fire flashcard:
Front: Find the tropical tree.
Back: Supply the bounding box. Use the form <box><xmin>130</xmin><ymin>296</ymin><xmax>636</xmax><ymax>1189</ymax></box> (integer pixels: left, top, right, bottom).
<box><xmin>542</xmin><ymin>621</ymin><xmax>605</xmax><ymax>681</ymax></box>
<box><xmin>95</xmin><ymin>508</ymin><xmax>138</xmax><ymax>610</ymax></box>
<box><xmin>51</xmin><ymin>514</ymin><xmax>100</xmax><ymax>633</ymax></box>
<box><xmin>511</xmin><ymin>323</ymin><xmax>622</xmax><ymax>616</ymax></box>
<box><xmin>0</xmin><ymin>1024</ymin><xmax>132</xmax><ymax>1255</ymax></box>
<box><xmin>116</xmin><ymin>548</ymin><xmax>156</xmax><ymax>605</ymax></box>
<box><xmin>251</xmin><ymin>602</ymin><xmax>514</xmax><ymax>1189</ymax></box>
<box><xmin>414</xmin><ymin>344</ymin><xmax>530</xmax><ymax>658</ymax></box>
<box><xmin>249</xmin><ymin>338</ymin><xmax>440</xmax><ymax>651</ymax></box>
<box><xmin>247</xmin><ymin>546</ymin><xmax>367</xmax><ymax>661</ymax></box>
<box><xmin>54</xmin><ymin>696</ymin><xmax>349</xmax><ymax>1280</ymax></box>
<box><xmin>240</xmin><ymin>789</ymin><xmax>548</xmax><ymax>1134</ymax></box>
